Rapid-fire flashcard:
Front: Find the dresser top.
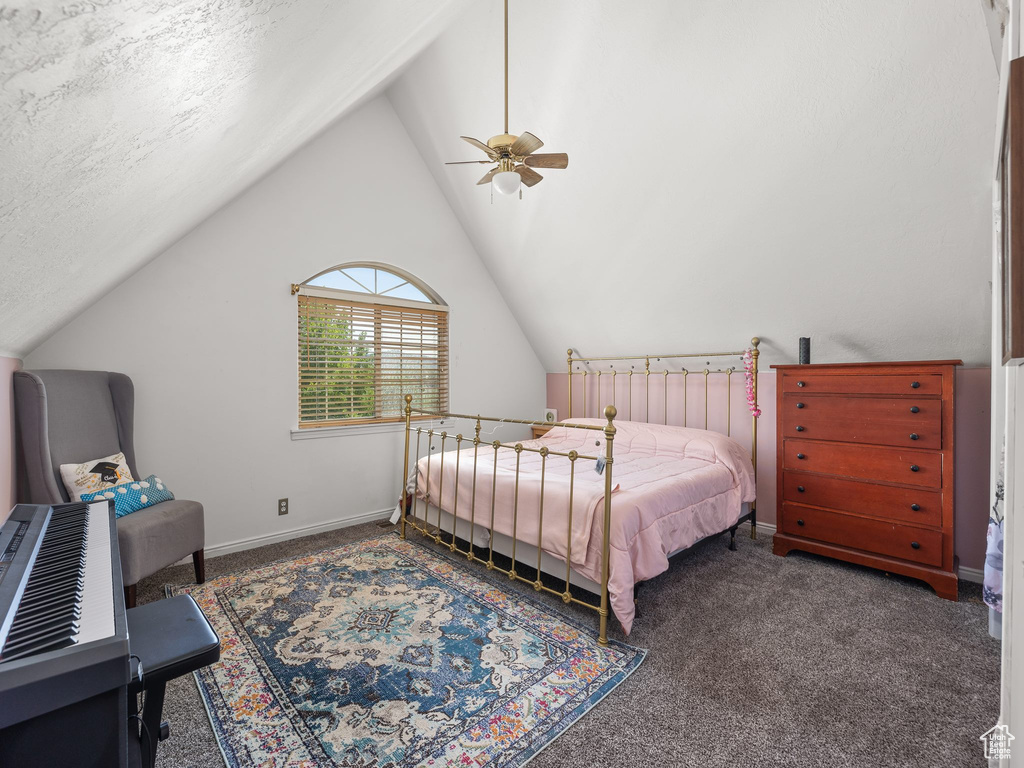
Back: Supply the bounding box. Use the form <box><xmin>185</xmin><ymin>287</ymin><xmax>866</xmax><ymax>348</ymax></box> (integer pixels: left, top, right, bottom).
<box><xmin>771</xmin><ymin>360</ymin><xmax>963</xmax><ymax>370</ymax></box>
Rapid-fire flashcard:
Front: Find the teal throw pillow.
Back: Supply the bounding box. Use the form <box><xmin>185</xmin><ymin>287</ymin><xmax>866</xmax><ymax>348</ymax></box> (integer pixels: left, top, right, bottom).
<box><xmin>80</xmin><ymin>474</ymin><xmax>174</xmax><ymax>518</ymax></box>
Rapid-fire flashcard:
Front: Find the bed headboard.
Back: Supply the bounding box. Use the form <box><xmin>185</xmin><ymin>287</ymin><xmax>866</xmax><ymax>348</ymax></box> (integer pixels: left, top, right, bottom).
<box><xmin>566</xmin><ymin>337</ymin><xmax>761</xmax><ymax>477</ymax></box>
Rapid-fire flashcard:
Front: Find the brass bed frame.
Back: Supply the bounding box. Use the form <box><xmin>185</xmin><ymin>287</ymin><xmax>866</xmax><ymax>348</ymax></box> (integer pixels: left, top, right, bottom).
<box><xmin>399</xmin><ymin>338</ymin><xmax>760</xmax><ymax>646</ymax></box>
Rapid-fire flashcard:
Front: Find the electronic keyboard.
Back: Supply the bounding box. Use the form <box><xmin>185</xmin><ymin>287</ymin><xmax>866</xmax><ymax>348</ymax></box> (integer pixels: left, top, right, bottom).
<box><xmin>0</xmin><ymin>501</ymin><xmax>117</xmax><ymax>659</ymax></box>
<box><xmin>0</xmin><ymin>501</ymin><xmax>130</xmax><ymax>766</ymax></box>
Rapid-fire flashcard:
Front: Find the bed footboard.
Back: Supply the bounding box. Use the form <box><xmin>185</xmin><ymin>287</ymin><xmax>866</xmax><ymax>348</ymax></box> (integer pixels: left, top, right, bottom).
<box><xmin>400</xmin><ymin>395</ymin><xmax>619</xmax><ymax>646</ymax></box>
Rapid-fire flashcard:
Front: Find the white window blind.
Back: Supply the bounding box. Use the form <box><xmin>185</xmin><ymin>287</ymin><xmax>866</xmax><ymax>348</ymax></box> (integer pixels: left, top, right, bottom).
<box><xmin>298</xmin><ymin>294</ymin><xmax>449</xmax><ymax>427</ymax></box>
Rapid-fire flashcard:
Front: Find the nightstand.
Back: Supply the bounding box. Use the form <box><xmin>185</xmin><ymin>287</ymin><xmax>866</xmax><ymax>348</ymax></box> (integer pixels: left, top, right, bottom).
<box><xmin>531</xmin><ymin>425</ymin><xmax>553</xmax><ymax>439</ymax></box>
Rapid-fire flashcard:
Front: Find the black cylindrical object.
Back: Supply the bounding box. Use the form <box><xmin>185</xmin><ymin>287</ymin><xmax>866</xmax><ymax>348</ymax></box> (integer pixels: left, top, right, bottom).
<box><xmin>799</xmin><ymin>337</ymin><xmax>811</xmax><ymax>365</ymax></box>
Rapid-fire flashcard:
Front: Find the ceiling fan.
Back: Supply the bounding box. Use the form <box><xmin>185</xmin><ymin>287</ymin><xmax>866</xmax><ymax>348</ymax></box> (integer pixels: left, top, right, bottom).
<box><xmin>445</xmin><ymin>0</ymin><xmax>569</xmax><ymax>197</ymax></box>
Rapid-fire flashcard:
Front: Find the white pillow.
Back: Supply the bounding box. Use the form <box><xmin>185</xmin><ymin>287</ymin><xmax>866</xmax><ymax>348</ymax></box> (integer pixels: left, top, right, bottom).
<box><xmin>60</xmin><ymin>452</ymin><xmax>135</xmax><ymax>502</ymax></box>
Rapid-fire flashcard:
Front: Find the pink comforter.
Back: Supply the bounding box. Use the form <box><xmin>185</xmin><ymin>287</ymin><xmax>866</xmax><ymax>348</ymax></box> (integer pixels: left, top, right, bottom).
<box><xmin>414</xmin><ymin>419</ymin><xmax>756</xmax><ymax>634</ymax></box>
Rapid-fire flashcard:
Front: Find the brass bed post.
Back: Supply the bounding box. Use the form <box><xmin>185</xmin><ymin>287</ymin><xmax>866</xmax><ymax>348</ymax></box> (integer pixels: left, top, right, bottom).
<box><xmin>535</xmin><ymin>447</ymin><xmax>548</xmax><ymax>592</ymax></box>
<box><xmin>750</xmin><ymin>337</ymin><xmax>760</xmax><ymax>540</ymax></box>
<box><xmin>564</xmin><ymin>452</ymin><xmax>577</xmax><ymax>604</ymax></box>
<box><xmin>436</xmin><ymin>432</ymin><xmax>447</xmax><ymax>544</ymax></box>
<box><xmin>450</xmin><ymin>434</ymin><xmax>462</xmax><ymax>552</ymax></box>
<box><xmin>727</xmin><ymin>368</ymin><xmax>732</xmax><ymax>436</ymax></box>
<box><xmin>425</xmin><ymin>430</ymin><xmax>434</xmax><ymax>539</ymax></box>
<box><xmin>645</xmin><ymin>356</ymin><xmax>650</xmax><ymax>423</ymax></box>
<box><xmin>488</xmin><ymin>442</ymin><xmax>500</xmax><ymax>570</ymax></box>
<box><xmin>468</xmin><ymin>417</ymin><xmax>482</xmax><ymax>561</ymax></box>
<box><xmin>598</xmin><ymin>405</ymin><xmax>617</xmax><ymax>647</ymax></box>
<box><xmin>627</xmin><ymin>369</ymin><xmax>633</xmax><ymax>421</ymax></box>
<box><xmin>401</xmin><ymin>395</ymin><xmax>413</xmax><ymax>539</ymax></box>
<box><xmin>567</xmin><ymin>348</ymin><xmax>574</xmax><ymax>419</ymax></box>
<box><xmin>703</xmin><ymin>368</ymin><xmax>710</xmax><ymax>429</ymax></box>
<box><xmin>413</xmin><ymin>428</ymin><xmax>423</xmax><ymax>530</ymax></box>
<box><xmin>510</xmin><ymin>444</ymin><xmax>523</xmax><ymax>580</ymax></box>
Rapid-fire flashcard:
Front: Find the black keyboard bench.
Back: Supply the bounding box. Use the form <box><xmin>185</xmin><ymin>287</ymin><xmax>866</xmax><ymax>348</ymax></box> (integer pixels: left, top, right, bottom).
<box><xmin>127</xmin><ymin>595</ymin><xmax>220</xmax><ymax>768</ymax></box>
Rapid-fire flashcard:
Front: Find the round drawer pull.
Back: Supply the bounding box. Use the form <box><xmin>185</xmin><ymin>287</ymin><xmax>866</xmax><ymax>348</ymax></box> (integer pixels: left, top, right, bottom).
<box><xmin>797</xmin><ymin>486</ymin><xmax>805</xmax><ymax>492</ymax></box>
<box><xmin>910</xmin><ymin>406</ymin><xmax>920</xmax><ymax>413</ymax></box>
<box><xmin>797</xmin><ymin>519</ymin><xmax>805</xmax><ymax>526</ymax></box>
<box><xmin>910</xmin><ymin>465</ymin><xmax>920</xmax><ymax>472</ymax></box>
<box><xmin>797</xmin><ymin>453</ymin><xmax>806</xmax><ymax>460</ymax></box>
<box><xmin>796</xmin><ymin>425</ymin><xmax>805</xmax><ymax>432</ymax></box>
<box><xmin>796</xmin><ymin>402</ymin><xmax>805</xmax><ymax>409</ymax></box>
<box><xmin>911</xmin><ymin>541</ymin><xmax>920</xmax><ymax>549</ymax></box>
<box><xmin>911</xmin><ymin>503</ymin><xmax>921</xmax><ymax>511</ymax></box>
<box><xmin>911</xmin><ymin>381</ymin><xmax>920</xmax><ymax>389</ymax></box>
<box><xmin>796</xmin><ymin>381</ymin><xmax>805</xmax><ymax>387</ymax></box>
<box><xmin>909</xmin><ymin>433</ymin><xmax>919</xmax><ymax>441</ymax></box>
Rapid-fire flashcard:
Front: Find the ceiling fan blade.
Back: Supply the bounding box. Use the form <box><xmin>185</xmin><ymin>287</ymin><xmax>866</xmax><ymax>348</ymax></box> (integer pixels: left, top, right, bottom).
<box><xmin>477</xmin><ymin>167</ymin><xmax>500</xmax><ymax>185</ymax></box>
<box><xmin>461</xmin><ymin>136</ymin><xmax>498</xmax><ymax>159</ymax></box>
<box><xmin>514</xmin><ymin>165</ymin><xmax>544</xmax><ymax>187</ymax></box>
<box><xmin>523</xmin><ymin>153</ymin><xmax>568</xmax><ymax>170</ymax></box>
<box><xmin>510</xmin><ymin>131</ymin><xmax>544</xmax><ymax>157</ymax></box>
<box><xmin>445</xmin><ymin>160</ymin><xmax>494</xmax><ymax>165</ymax></box>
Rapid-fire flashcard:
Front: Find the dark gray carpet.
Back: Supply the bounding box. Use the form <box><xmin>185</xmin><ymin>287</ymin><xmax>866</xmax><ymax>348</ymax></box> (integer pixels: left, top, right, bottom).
<box><xmin>144</xmin><ymin>521</ymin><xmax>999</xmax><ymax>768</ymax></box>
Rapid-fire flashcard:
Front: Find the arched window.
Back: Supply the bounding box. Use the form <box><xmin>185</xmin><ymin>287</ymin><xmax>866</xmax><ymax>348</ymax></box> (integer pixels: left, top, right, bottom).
<box><xmin>294</xmin><ymin>262</ymin><xmax>449</xmax><ymax>428</ymax></box>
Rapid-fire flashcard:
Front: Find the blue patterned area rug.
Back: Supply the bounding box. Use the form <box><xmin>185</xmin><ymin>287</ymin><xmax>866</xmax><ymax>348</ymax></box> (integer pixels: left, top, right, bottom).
<box><xmin>169</xmin><ymin>534</ymin><xmax>645</xmax><ymax>767</ymax></box>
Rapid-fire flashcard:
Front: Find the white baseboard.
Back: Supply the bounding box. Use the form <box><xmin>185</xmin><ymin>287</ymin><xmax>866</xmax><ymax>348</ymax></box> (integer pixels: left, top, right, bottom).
<box><xmin>746</xmin><ymin>520</ymin><xmax>984</xmax><ymax>584</ymax></box>
<box><xmin>176</xmin><ymin>507</ymin><xmax>394</xmax><ymax>564</ymax></box>
<box><xmin>959</xmin><ymin>566</ymin><xmax>984</xmax><ymax>584</ymax></box>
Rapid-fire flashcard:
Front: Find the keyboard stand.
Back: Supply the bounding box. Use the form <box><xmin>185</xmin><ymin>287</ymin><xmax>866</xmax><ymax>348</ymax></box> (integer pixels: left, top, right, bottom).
<box><xmin>127</xmin><ymin>595</ymin><xmax>220</xmax><ymax>768</ymax></box>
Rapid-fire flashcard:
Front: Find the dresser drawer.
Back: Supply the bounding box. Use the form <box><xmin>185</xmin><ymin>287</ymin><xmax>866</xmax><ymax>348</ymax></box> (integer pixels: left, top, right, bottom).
<box><xmin>781</xmin><ymin>373</ymin><xmax>943</xmax><ymax>397</ymax></box>
<box><xmin>782</xmin><ymin>440</ymin><xmax>942</xmax><ymax>489</ymax></box>
<box><xmin>783</xmin><ymin>471</ymin><xmax>942</xmax><ymax>527</ymax></box>
<box><xmin>781</xmin><ymin>395</ymin><xmax>941</xmax><ymax>449</ymax></box>
<box><xmin>781</xmin><ymin>503</ymin><xmax>943</xmax><ymax>567</ymax></box>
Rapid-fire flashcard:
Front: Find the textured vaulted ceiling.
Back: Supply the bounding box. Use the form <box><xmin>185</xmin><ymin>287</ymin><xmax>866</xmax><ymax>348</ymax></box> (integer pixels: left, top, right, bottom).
<box><xmin>389</xmin><ymin>0</ymin><xmax>998</xmax><ymax>368</ymax></box>
<box><xmin>0</xmin><ymin>0</ymin><xmax>470</xmax><ymax>357</ymax></box>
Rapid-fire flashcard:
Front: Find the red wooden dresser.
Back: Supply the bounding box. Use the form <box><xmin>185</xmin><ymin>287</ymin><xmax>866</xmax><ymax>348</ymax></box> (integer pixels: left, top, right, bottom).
<box><xmin>771</xmin><ymin>361</ymin><xmax>961</xmax><ymax>600</ymax></box>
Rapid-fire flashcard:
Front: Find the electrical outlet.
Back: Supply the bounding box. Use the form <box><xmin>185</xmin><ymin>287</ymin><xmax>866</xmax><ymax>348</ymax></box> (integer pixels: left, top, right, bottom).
<box><xmin>278</xmin><ymin>498</ymin><xmax>288</xmax><ymax>516</ymax></box>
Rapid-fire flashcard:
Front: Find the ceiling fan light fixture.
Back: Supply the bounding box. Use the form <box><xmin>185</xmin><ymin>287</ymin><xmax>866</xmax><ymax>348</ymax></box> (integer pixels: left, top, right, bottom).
<box><xmin>492</xmin><ymin>170</ymin><xmax>521</xmax><ymax>196</ymax></box>
<box><xmin>447</xmin><ymin>0</ymin><xmax>567</xmax><ymax>193</ymax></box>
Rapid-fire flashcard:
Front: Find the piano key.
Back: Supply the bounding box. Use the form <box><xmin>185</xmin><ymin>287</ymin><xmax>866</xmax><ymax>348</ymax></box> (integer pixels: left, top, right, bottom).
<box><xmin>1</xmin><ymin>635</ymin><xmax>76</xmax><ymax>662</ymax></box>
<box><xmin>32</xmin><ymin>548</ymin><xmax>86</xmax><ymax>567</ymax></box>
<box><xmin>7</xmin><ymin>616</ymin><xmax>79</xmax><ymax>643</ymax></box>
<box><xmin>29</xmin><ymin>550</ymin><xmax>86</xmax><ymax>570</ymax></box>
<box><xmin>9</xmin><ymin>600</ymin><xmax>80</xmax><ymax>629</ymax></box>
<box><xmin>17</xmin><ymin>587</ymin><xmax>82</xmax><ymax>612</ymax></box>
<box><xmin>32</xmin><ymin>541</ymin><xmax>84</xmax><ymax>558</ymax></box>
<box><xmin>21</xmin><ymin>577</ymin><xmax>84</xmax><ymax>599</ymax></box>
<box><xmin>28</xmin><ymin>558</ymin><xmax>86</xmax><ymax>579</ymax></box>
<box><xmin>3</xmin><ymin>623</ymin><xmax>77</xmax><ymax>654</ymax></box>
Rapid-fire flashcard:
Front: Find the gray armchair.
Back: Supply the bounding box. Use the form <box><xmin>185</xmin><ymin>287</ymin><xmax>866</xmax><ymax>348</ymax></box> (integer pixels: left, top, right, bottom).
<box><xmin>13</xmin><ymin>370</ymin><xmax>205</xmax><ymax>607</ymax></box>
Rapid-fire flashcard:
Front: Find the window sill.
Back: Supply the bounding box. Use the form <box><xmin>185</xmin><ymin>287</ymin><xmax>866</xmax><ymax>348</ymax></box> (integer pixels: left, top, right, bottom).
<box><xmin>290</xmin><ymin>422</ymin><xmax>408</xmax><ymax>440</ymax></box>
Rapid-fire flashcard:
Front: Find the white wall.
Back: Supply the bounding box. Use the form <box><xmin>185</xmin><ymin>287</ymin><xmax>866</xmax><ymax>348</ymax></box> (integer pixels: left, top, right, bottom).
<box><xmin>25</xmin><ymin>95</ymin><xmax>545</xmax><ymax>552</ymax></box>
<box><xmin>389</xmin><ymin>0</ymin><xmax>997</xmax><ymax>369</ymax></box>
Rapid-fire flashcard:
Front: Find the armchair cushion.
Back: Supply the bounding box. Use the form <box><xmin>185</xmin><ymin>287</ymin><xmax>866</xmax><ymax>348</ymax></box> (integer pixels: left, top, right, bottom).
<box><xmin>116</xmin><ymin>499</ymin><xmax>205</xmax><ymax>585</ymax></box>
